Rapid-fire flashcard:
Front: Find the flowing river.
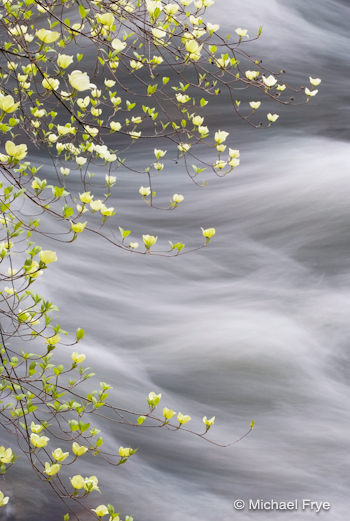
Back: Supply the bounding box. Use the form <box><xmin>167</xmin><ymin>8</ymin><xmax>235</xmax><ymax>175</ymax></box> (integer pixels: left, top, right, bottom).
<box><xmin>2</xmin><ymin>0</ymin><xmax>350</xmax><ymax>520</ymax></box>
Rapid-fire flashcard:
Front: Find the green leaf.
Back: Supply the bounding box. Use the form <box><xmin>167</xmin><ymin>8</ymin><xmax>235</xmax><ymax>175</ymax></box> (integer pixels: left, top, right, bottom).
<box><xmin>78</xmin><ymin>4</ymin><xmax>89</xmax><ymax>19</ymax></box>
<box><xmin>95</xmin><ymin>437</ymin><xmax>103</xmax><ymax>448</ymax></box>
<box><xmin>192</xmin><ymin>164</ymin><xmax>206</xmax><ymax>175</ymax></box>
<box><xmin>76</xmin><ymin>328</ymin><xmax>85</xmax><ymax>341</ymax></box>
<box><xmin>169</xmin><ymin>242</ymin><xmax>185</xmax><ymax>252</ymax></box>
<box><xmin>147</xmin><ymin>84</ymin><xmax>158</xmax><ymax>96</ymax></box>
<box><xmin>9</xmin><ymin>118</ymin><xmax>19</xmax><ymax>127</ymax></box>
<box><xmin>79</xmin><ymin>421</ymin><xmax>90</xmax><ymax>432</ymax></box>
<box><xmin>119</xmin><ymin>227</ymin><xmax>131</xmax><ymax>239</ymax></box>
<box><xmin>69</xmin><ymin>419</ymin><xmax>79</xmax><ymax>431</ymax></box>
<box><xmin>0</xmin><ymin>124</ymin><xmax>10</xmax><ymax>133</ymax></box>
<box><xmin>63</xmin><ymin>205</ymin><xmax>74</xmax><ymax>218</ymax></box>
<box><xmin>53</xmin><ymin>186</ymin><xmax>69</xmax><ymax>198</ymax></box>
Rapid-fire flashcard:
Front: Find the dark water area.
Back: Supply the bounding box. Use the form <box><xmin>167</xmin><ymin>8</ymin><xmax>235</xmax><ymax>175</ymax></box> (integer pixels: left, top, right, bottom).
<box><xmin>1</xmin><ymin>0</ymin><xmax>350</xmax><ymax>520</ymax></box>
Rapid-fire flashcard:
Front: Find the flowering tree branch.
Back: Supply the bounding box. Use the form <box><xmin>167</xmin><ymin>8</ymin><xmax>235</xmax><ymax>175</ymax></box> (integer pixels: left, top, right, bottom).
<box><xmin>0</xmin><ymin>0</ymin><xmax>320</xmax><ymax>518</ymax></box>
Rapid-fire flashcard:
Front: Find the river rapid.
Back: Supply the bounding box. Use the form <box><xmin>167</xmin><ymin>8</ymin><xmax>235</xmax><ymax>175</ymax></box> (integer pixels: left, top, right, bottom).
<box><xmin>2</xmin><ymin>0</ymin><xmax>350</xmax><ymax>520</ymax></box>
